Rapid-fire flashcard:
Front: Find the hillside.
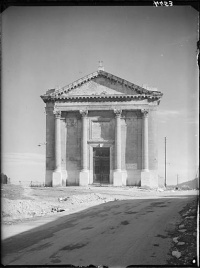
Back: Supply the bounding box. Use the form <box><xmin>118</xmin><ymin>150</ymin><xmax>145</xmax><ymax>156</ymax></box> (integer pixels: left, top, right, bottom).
<box><xmin>178</xmin><ymin>178</ymin><xmax>199</xmax><ymax>190</ymax></box>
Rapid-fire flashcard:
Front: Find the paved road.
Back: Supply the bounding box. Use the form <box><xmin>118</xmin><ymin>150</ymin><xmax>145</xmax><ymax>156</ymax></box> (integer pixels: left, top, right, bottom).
<box><xmin>2</xmin><ymin>194</ymin><xmax>196</xmax><ymax>266</ymax></box>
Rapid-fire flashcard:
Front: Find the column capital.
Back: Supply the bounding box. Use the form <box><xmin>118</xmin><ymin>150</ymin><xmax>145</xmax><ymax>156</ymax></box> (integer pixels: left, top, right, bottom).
<box><xmin>141</xmin><ymin>109</ymin><xmax>149</xmax><ymax>117</ymax></box>
<box><xmin>80</xmin><ymin>110</ymin><xmax>88</xmax><ymax>117</ymax></box>
<box><xmin>53</xmin><ymin>109</ymin><xmax>61</xmax><ymax>118</ymax></box>
<box><xmin>114</xmin><ymin>109</ymin><xmax>122</xmax><ymax>117</ymax></box>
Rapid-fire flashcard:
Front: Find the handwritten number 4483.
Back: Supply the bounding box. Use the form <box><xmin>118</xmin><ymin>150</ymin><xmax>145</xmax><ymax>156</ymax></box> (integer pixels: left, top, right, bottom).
<box><xmin>154</xmin><ymin>1</ymin><xmax>173</xmax><ymax>6</ymax></box>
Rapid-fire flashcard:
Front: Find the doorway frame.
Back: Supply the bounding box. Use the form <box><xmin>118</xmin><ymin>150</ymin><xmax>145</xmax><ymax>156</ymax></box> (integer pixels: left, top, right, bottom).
<box><xmin>88</xmin><ymin>142</ymin><xmax>114</xmax><ymax>185</ymax></box>
<box><xmin>93</xmin><ymin>147</ymin><xmax>110</xmax><ymax>184</ymax></box>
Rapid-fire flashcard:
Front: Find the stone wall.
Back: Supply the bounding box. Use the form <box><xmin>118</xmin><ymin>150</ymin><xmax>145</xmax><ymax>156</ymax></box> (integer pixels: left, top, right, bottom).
<box><xmin>123</xmin><ymin>111</ymin><xmax>142</xmax><ymax>186</ymax></box>
<box><xmin>64</xmin><ymin>112</ymin><xmax>81</xmax><ymax>186</ymax></box>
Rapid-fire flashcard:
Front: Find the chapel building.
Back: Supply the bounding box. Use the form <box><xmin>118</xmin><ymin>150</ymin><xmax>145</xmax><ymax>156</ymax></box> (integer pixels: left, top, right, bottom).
<box><xmin>41</xmin><ymin>64</ymin><xmax>163</xmax><ymax>188</ymax></box>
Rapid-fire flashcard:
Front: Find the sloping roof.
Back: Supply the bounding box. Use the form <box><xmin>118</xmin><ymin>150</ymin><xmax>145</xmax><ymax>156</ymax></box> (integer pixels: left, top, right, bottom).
<box><xmin>41</xmin><ymin>70</ymin><xmax>163</xmax><ymax>103</ymax></box>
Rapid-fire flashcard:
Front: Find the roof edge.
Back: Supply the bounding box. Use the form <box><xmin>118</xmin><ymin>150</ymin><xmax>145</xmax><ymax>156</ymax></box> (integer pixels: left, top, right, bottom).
<box><xmin>41</xmin><ymin>93</ymin><xmax>163</xmax><ymax>103</ymax></box>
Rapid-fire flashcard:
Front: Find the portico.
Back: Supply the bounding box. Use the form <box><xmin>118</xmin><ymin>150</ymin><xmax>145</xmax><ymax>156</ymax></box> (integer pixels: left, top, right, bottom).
<box><xmin>41</xmin><ymin>66</ymin><xmax>163</xmax><ymax>188</ymax></box>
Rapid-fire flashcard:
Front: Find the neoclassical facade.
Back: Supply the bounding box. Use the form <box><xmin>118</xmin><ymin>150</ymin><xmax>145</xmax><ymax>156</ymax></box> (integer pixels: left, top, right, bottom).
<box><xmin>41</xmin><ymin>66</ymin><xmax>163</xmax><ymax>188</ymax></box>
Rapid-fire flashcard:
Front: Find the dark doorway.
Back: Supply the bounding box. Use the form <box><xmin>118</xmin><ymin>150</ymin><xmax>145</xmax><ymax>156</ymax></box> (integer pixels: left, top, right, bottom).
<box><xmin>93</xmin><ymin>147</ymin><xmax>110</xmax><ymax>184</ymax></box>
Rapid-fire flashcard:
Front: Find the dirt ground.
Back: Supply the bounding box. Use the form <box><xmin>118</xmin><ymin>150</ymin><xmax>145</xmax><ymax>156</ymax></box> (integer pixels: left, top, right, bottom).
<box><xmin>1</xmin><ymin>184</ymin><xmax>199</xmax><ymax>266</ymax></box>
<box><xmin>1</xmin><ymin>184</ymin><xmax>196</xmax><ymax>223</ymax></box>
<box><xmin>1</xmin><ymin>184</ymin><xmax>121</xmax><ymax>224</ymax></box>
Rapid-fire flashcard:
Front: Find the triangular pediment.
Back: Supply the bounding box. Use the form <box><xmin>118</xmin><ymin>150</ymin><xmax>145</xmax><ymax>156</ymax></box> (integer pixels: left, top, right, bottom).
<box><xmin>61</xmin><ymin>76</ymin><xmax>138</xmax><ymax>97</ymax></box>
<box><xmin>41</xmin><ymin>70</ymin><xmax>163</xmax><ymax>102</ymax></box>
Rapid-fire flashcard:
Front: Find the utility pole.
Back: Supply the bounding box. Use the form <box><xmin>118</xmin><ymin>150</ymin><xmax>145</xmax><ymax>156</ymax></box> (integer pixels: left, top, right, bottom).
<box><xmin>177</xmin><ymin>174</ymin><xmax>179</xmax><ymax>186</ymax></box>
<box><xmin>165</xmin><ymin>137</ymin><xmax>167</xmax><ymax>187</ymax></box>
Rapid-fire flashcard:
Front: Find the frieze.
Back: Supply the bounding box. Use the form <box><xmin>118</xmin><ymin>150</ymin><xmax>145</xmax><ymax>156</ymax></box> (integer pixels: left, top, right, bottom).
<box><xmin>53</xmin><ymin>104</ymin><xmax>157</xmax><ymax>112</ymax></box>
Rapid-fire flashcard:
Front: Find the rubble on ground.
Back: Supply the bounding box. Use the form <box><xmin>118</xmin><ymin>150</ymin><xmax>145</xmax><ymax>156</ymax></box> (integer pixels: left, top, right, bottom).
<box><xmin>168</xmin><ymin>198</ymin><xmax>198</xmax><ymax>266</ymax></box>
<box><xmin>172</xmin><ymin>250</ymin><xmax>181</xmax><ymax>259</ymax></box>
<box><xmin>1</xmin><ymin>189</ymin><xmax>115</xmax><ymax>224</ymax></box>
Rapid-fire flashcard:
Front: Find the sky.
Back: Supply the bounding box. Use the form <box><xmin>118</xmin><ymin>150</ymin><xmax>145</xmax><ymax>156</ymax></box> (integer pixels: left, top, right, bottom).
<box><xmin>1</xmin><ymin>5</ymin><xmax>199</xmax><ymax>186</ymax></box>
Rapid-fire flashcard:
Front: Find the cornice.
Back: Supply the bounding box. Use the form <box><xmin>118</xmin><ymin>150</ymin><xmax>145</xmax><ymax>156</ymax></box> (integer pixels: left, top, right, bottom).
<box><xmin>41</xmin><ymin>94</ymin><xmax>162</xmax><ymax>103</ymax></box>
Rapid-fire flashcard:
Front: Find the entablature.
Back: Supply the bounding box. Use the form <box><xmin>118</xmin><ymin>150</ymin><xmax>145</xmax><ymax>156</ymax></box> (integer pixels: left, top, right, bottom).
<box><xmin>53</xmin><ymin>102</ymin><xmax>157</xmax><ymax>112</ymax></box>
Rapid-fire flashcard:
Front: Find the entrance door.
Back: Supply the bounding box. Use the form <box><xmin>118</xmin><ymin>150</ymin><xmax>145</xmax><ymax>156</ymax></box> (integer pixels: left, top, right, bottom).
<box><xmin>93</xmin><ymin>148</ymin><xmax>110</xmax><ymax>184</ymax></box>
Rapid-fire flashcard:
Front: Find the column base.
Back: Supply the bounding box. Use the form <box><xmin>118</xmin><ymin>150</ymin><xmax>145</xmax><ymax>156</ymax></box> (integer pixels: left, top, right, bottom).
<box><xmin>61</xmin><ymin>170</ymin><xmax>68</xmax><ymax>186</ymax></box>
<box><xmin>79</xmin><ymin>170</ymin><xmax>89</xmax><ymax>186</ymax></box>
<box><xmin>113</xmin><ymin>170</ymin><xmax>127</xmax><ymax>186</ymax></box>
<box><xmin>52</xmin><ymin>170</ymin><xmax>63</xmax><ymax>187</ymax></box>
<box><xmin>141</xmin><ymin>170</ymin><xmax>158</xmax><ymax>188</ymax></box>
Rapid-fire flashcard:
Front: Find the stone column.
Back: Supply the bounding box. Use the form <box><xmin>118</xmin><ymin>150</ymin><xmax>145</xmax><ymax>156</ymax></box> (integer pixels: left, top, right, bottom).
<box><xmin>142</xmin><ymin>109</ymin><xmax>149</xmax><ymax>171</ymax></box>
<box><xmin>79</xmin><ymin>110</ymin><xmax>89</xmax><ymax>186</ymax></box>
<box><xmin>54</xmin><ymin>110</ymin><xmax>61</xmax><ymax>171</ymax></box>
<box><xmin>141</xmin><ymin>109</ymin><xmax>150</xmax><ymax>188</ymax></box>
<box><xmin>52</xmin><ymin>109</ymin><xmax>62</xmax><ymax>186</ymax></box>
<box><xmin>81</xmin><ymin>110</ymin><xmax>88</xmax><ymax>170</ymax></box>
<box><xmin>115</xmin><ymin>109</ymin><xmax>122</xmax><ymax>171</ymax></box>
<box><xmin>113</xmin><ymin>109</ymin><xmax>126</xmax><ymax>186</ymax></box>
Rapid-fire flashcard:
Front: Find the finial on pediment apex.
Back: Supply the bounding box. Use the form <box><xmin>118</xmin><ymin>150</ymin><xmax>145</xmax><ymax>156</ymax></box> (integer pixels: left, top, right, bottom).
<box><xmin>141</xmin><ymin>109</ymin><xmax>149</xmax><ymax>117</ymax></box>
<box><xmin>80</xmin><ymin>110</ymin><xmax>88</xmax><ymax>117</ymax></box>
<box><xmin>53</xmin><ymin>109</ymin><xmax>61</xmax><ymax>118</ymax></box>
<box><xmin>98</xmin><ymin>61</ymin><xmax>104</xmax><ymax>71</ymax></box>
<box><xmin>114</xmin><ymin>109</ymin><xmax>122</xmax><ymax>117</ymax></box>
